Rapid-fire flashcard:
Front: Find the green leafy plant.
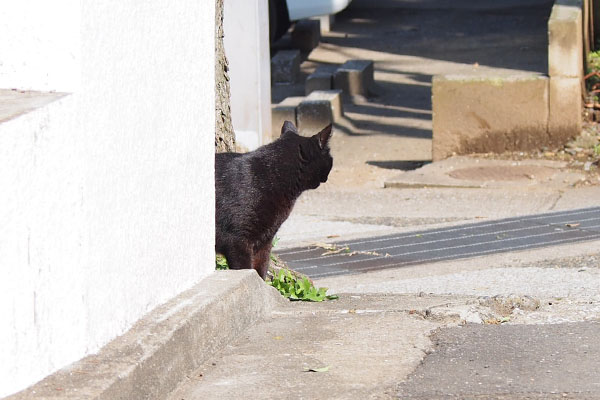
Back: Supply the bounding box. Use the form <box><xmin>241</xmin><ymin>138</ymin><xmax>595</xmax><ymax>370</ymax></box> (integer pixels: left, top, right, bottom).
<box><xmin>270</xmin><ymin>236</ymin><xmax>280</xmax><ymax>262</ymax></box>
<box><xmin>594</xmin><ymin>143</ymin><xmax>600</xmax><ymax>156</ymax></box>
<box><xmin>586</xmin><ymin>51</ymin><xmax>600</xmax><ymax>96</ymax></box>
<box><xmin>589</xmin><ymin>50</ymin><xmax>600</xmax><ymax>71</ymax></box>
<box><xmin>269</xmin><ymin>269</ymin><xmax>338</xmax><ymax>302</ymax></box>
<box><xmin>216</xmin><ymin>237</ymin><xmax>339</xmax><ymax>302</ymax></box>
<box><xmin>215</xmin><ymin>254</ymin><xmax>229</xmax><ymax>270</ymax></box>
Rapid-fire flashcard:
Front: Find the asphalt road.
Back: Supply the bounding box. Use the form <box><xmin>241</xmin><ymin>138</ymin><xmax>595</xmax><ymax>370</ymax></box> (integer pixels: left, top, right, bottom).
<box><xmin>397</xmin><ymin>322</ymin><xmax>600</xmax><ymax>399</ymax></box>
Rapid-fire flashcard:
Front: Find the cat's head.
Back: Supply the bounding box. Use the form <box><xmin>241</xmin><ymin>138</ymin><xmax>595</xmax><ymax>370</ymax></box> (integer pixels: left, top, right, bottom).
<box><xmin>281</xmin><ymin>121</ymin><xmax>333</xmax><ymax>190</ymax></box>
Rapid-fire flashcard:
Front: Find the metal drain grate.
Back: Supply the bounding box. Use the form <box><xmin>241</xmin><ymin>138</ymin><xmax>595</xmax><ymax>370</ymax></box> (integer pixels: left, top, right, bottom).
<box><xmin>276</xmin><ymin>207</ymin><xmax>600</xmax><ymax>279</ymax></box>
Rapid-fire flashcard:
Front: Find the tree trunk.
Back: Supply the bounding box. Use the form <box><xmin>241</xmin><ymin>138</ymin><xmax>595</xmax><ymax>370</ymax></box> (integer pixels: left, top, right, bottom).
<box><xmin>215</xmin><ymin>0</ymin><xmax>235</xmax><ymax>153</ymax></box>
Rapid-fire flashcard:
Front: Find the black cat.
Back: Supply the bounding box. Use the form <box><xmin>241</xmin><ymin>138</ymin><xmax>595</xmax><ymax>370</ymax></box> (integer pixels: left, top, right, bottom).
<box><xmin>215</xmin><ymin>121</ymin><xmax>333</xmax><ymax>279</ymax></box>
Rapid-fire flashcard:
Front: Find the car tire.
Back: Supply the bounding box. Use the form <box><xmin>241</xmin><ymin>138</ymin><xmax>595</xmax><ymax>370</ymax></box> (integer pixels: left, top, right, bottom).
<box><xmin>268</xmin><ymin>0</ymin><xmax>291</xmax><ymax>44</ymax></box>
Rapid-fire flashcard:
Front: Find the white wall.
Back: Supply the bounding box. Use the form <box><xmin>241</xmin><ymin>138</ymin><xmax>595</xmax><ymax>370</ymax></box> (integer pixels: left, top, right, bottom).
<box><xmin>224</xmin><ymin>0</ymin><xmax>272</xmax><ymax>150</ymax></box>
<box><xmin>0</xmin><ymin>0</ymin><xmax>81</xmax><ymax>91</ymax></box>
<box><xmin>0</xmin><ymin>1</ymin><xmax>215</xmax><ymax>396</ymax></box>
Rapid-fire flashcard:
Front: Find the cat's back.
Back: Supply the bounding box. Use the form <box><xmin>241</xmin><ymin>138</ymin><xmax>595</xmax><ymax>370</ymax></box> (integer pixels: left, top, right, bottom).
<box><xmin>215</xmin><ymin>151</ymin><xmax>244</xmax><ymax>169</ymax></box>
<box><xmin>215</xmin><ymin>152</ymin><xmax>246</xmax><ymax>182</ymax></box>
<box><xmin>215</xmin><ymin>151</ymin><xmax>260</xmax><ymax>204</ymax></box>
<box><xmin>215</xmin><ymin>145</ymin><xmax>280</xmax><ymax>183</ymax></box>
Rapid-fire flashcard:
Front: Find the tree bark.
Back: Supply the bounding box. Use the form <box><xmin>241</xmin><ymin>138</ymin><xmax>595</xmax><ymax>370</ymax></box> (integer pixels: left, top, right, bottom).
<box><xmin>215</xmin><ymin>0</ymin><xmax>235</xmax><ymax>153</ymax></box>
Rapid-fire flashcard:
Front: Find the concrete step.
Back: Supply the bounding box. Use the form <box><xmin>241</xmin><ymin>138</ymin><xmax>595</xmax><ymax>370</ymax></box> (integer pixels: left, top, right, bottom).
<box><xmin>271</xmin><ymin>96</ymin><xmax>304</xmax><ymax>139</ymax></box>
<box><xmin>291</xmin><ymin>19</ymin><xmax>321</xmax><ymax>53</ymax></box>
<box><xmin>333</xmin><ymin>59</ymin><xmax>375</xmax><ymax>100</ymax></box>
<box><xmin>273</xmin><ymin>90</ymin><xmax>344</xmax><ymax>136</ymax></box>
<box><xmin>305</xmin><ymin>70</ymin><xmax>333</xmax><ymax>95</ymax></box>
<box><xmin>271</xmin><ymin>49</ymin><xmax>301</xmax><ymax>85</ymax></box>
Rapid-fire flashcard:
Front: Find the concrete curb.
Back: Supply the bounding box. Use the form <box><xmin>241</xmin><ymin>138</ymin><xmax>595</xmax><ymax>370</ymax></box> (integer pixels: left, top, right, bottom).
<box><xmin>7</xmin><ymin>271</ymin><xmax>285</xmax><ymax>400</ymax></box>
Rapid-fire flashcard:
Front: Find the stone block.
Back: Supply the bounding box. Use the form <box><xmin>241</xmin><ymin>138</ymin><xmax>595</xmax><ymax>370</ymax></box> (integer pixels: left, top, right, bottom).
<box><xmin>297</xmin><ymin>99</ymin><xmax>333</xmax><ymax>136</ymax></box>
<box><xmin>306</xmin><ymin>89</ymin><xmax>344</xmax><ymax>121</ymax></box>
<box><xmin>305</xmin><ymin>71</ymin><xmax>333</xmax><ymax>95</ymax></box>
<box><xmin>334</xmin><ymin>59</ymin><xmax>374</xmax><ymax>100</ymax></box>
<box><xmin>548</xmin><ymin>0</ymin><xmax>583</xmax><ymax>78</ymax></box>
<box><xmin>271</xmin><ymin>50</ymin><xmax>301</xmax><ymax>84</ymax></box>
<box><xmin>291</xmin><ymin>19</ymin><xmax>321</xmax><ymax>53</ymax></box>
<box><xmin>271</xmin><ymin>96</ymin><xmax>303</xmax><ymax>139</ymax></box>
<box><xmin>311</xmin><ymin>14</ymin><xmax>335</xmax><ymax>33</ymax></box>
<box><xmin>432</xmin><ymin>73</ymin><xmax>549</xmax><ymax>161</ymax></box>
<box><xmin>548</xmin><ymin>76</ymin><xmax>582</xmax><ymax>143</ymax></box>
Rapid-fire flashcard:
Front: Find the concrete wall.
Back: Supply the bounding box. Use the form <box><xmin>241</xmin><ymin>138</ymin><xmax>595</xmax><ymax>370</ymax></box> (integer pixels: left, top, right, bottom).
<box><xmin>432</xmin><ymin>0</ymin><xmax>583</xmax><ymax>160</ymax></box>
<box><xmin>547</xmin><ymin>0</ymin><xmax>583</xmax><ymax>141</ymax></box>
<box><xmin>224</xmin><ymin>0</ymin><xmax>272</xmax><ymax>150</ymax></box>
<box><xmin>0</xmin><ymin>1</ymin><xmax>215</xmax><ymax>396</ymax></box>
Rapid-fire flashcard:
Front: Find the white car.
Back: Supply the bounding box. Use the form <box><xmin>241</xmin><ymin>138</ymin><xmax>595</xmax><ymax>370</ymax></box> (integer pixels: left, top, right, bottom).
<box><xmin>269</xmin><ymin>0</ymin><xmax>353</xmax><ymax>43</ymax></box>
<box><xmin>286</xmin><ymin>0</ymin><xmax>353</xmax><ymax>21</ymax></box>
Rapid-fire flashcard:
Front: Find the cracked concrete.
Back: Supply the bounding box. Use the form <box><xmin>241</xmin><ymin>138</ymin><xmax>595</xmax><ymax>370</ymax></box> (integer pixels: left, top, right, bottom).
<box><xmin>167</xmin><ymin>293</ymin><xmax>521</xmax><ymax>400</ymax></box>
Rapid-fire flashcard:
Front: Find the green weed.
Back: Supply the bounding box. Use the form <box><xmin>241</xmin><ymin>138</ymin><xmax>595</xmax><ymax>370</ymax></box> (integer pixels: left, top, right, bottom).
<box><xmin>269</xmin><ymin>268</ymin><xmax>338</xmax><ymax>302</ymax></box>
<box><xmin>215</xmin><ymin>254</ymin><xmax>229</xmax><ymax>270</ymax></box>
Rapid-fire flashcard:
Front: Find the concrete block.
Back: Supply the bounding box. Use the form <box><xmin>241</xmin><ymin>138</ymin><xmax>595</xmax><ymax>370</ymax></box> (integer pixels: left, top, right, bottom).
<box><xmin>7</xmin><ymin>271</ymin><xmax>285</xmax><ymax>400</ymax></box>
<box><xmin>432</xmin><ymin>73</ymin><xmax>549</xmax><ymax>161</ymax></box>
<box><xmin>291</xmin><ymin>19</ymin><xmax>321</xmax><ymax>53</ymax></box>
<box><xmin>548</xmin><ymin>0</ymin><xmax>583</xmax><ymax>78</ymax></box>
<box><xmin>271</xmin><ymin>50</ymin><xmax>301</xmax><ymax>84</ymax></box>
<box><xmin>305</xmin><ymin>71</ymin><xmax>333</xmax><ymax>95</ymax></box>
<box><xmin>548</xmin><ymin>76</ymin><xmax>582</xmax><ymax>143</ymax></box>
<box><xmin>306</xmin><ymin>89</ymin><xmax>344</xmax><ymax>121</ymax></box>
<box><xmin>297</xmin><ymin>99</ymin><xmax>333</xmax><ymax>136</ymax></box>
<box><xmin>334</xmin><ymin>60</ymin><xmax>374</xmax><ymax>100</ymax></box>
<box><xmin>312</xmin><ymin>14</ymin><xmax>335</xmax><ymax>33</ymax></box>
<box><xmin>271</xmin><ymin>96</ymin><xmax>303</xmax><ymax>139</ymax></box>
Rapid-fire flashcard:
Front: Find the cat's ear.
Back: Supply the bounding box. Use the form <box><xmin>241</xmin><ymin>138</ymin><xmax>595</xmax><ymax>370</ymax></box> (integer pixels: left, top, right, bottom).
<box><xmin>281</xmin><ymin>120</ymin><xmax>298</xmax><ymax>136</ymax></box>
<box><xmin>315</xmin><ymin>124</ymin><xmax>333</xmax><ymax>149</ymax></box>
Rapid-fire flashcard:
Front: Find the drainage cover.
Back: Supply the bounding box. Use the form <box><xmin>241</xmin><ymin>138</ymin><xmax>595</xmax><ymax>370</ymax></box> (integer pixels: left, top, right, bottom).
<box><xmin>276</xmin><ymin>207</ymin><xmax>600</xmax><ymax>279</ymax></box>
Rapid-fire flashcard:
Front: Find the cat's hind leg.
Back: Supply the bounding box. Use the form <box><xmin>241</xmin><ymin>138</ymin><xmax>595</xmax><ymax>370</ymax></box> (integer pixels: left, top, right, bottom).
<box><xmin>252</xmin><ymin>243</ymin><xmax>272</xmax><ymax>280</ymax></box>
<box><xmin>224</xmin><ymin>243</ymin><xmax>253</xmax><ymax>271</ymax></box>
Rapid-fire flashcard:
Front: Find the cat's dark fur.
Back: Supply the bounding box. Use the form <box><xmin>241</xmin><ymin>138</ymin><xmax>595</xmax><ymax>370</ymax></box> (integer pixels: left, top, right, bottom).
<box><xmin>215</xmin><ymin>121</ymin><xmax>333</xmax><ymax>279</ymax></box>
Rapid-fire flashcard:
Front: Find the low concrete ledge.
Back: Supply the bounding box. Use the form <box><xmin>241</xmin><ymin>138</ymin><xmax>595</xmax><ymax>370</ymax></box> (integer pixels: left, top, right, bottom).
<box><xmin>432</xmin><ymin>73</ymin><xmax>549</xmax><ymax>161</ymax></box>
<box><xmin>0</xmin><ymin>89</ymin><xmax>68</xmax><ymax>123</ymax></box>
<box><xmin>548</xmin><ymin>0</ymin><xmax>583</xmax><ymax>79</ymax></box>
<box><xmin>547</xmin><ymin>0</ymin><xmax>583</xmax><ymax>141</ymax></box>
<box><xmin>7</xmin><ymin>271</ymin><xmax>285</xmax><ymax>400</ymax></box>
<box><xmin>433</xmin><ymin>0</ymin><xmax>583</xmax><ymax>161</ymax></box>
<box><xmin>549</xmin><ymin>76</ymin><xmax>582</xmax><ymax>142</ymax></box>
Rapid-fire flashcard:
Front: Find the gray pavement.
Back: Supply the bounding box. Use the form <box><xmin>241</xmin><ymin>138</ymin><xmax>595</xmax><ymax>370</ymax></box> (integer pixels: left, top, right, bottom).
<box><xmin>397</xmin><ymin>322</ymin><xmax>600</xmax><ymax>399</ymax></box>
<box><xmin>167</xmin><ymin>294</ymin><xmax>440</xmax><ymax>400</ymax></box>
